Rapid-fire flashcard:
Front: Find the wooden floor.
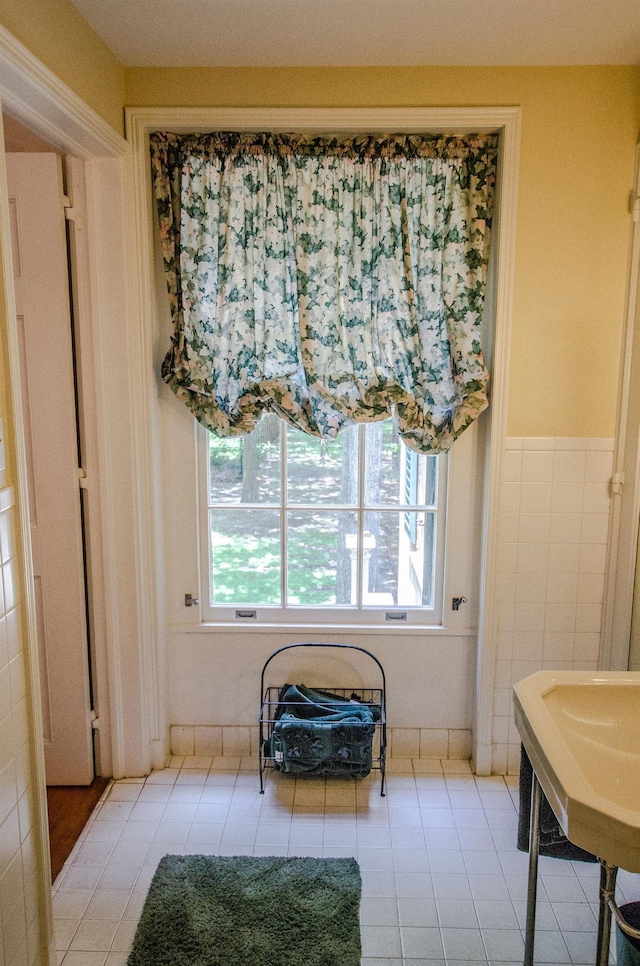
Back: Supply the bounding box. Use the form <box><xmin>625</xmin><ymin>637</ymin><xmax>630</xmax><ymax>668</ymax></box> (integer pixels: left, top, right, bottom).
<box><xmin>47</xmin><ymin>777</ymin><xmax>110</xmax><ymax>882</ymax></box>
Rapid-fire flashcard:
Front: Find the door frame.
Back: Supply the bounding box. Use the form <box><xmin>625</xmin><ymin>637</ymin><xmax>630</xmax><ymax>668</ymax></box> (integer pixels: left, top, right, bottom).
<box><xmin>0</xmin><ymin>24</ymin><xmax>164</xmax><ymax>963</ymax></box>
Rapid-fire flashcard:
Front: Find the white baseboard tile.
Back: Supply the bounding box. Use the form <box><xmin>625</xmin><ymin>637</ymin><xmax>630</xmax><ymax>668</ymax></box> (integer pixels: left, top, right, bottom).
<box><xmin>507</xmin><ymin>742</ymin><xmax>522</xmax><ymax>775</ymax></box>
<box><xmin>419</xmin><ymin>728</ymin><xmax>448</xmax><ymax>758</ymax></box>
<box><xmin>390</xmin><ymin>728</ymin><xmax>420</xmax><ymax>758</ymax></box>
<box><xmin>491</xmin><ymin>743</ymin><xmax>508</xmax><ymax>776</ymax></box>
<box><xmin>448</xmin><ymin>729</ymin><xmax>472</xmax><ymax>759</ymax></box>
<box><xmin>378</xmin><ymin>727</ymin><xmax>472</xmax><ymax>760</ymax></box>
<box><xmin>172</xmin><ymin>725</ymin><xmax>471</xmax><ymax>761</ymax></box>
<box><xmin>170</xmin><ymin>725</ymin><xmax>195</xmax><ymax>757</ymax></box>
<box><xmin>222</xmin><ymin>726</ymin><xmax>251</xmax><ymax>757</ymax></box>
<box><xmin>194</xmin><ymin>726</ymin><xmax>222</xmax><ymax>757</ymax></box>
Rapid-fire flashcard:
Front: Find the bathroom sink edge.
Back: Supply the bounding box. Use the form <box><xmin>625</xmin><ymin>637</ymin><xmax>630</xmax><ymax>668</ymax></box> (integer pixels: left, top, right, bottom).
<box><xmin>513</xmin><ymin>671</ymin><xmax>640</xmax><ymax>872</ymax></box>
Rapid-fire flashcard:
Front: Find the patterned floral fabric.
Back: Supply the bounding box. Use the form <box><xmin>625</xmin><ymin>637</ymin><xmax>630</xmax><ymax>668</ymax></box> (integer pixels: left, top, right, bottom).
<box><xmin>150</xmin><ymin>132</ymin><xmax>497</xmax><ymax>453</ymax></box>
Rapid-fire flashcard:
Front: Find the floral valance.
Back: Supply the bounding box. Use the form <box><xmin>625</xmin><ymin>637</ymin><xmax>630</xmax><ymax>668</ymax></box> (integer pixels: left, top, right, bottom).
<box><xmin>150</xmin><ymin>131</ymin><xmax>498</xmax><ymax>453</ymax></box>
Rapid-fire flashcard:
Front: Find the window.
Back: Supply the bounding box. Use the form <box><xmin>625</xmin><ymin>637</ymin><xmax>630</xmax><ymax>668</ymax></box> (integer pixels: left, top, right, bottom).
<box><xmin>199</xmin><ymin>414</ymin><xmax>447</xmax><ymax>624</ymax></box>
<box><xmin>152</xmin><ymin>128</ymin><xmax>497</xmax><ymax>630</ymax></box>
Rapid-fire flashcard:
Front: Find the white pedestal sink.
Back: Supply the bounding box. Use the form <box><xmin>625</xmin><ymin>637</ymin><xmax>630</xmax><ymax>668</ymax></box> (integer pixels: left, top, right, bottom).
<box><xmin>513</xmin><ymin>670</ymin><xmax>640</xmax><ymax>871</ymax></box>
<box><xmin>513</xmin><ymin>671</ymin><xmax>640</xmax><ymax>966</ymax></box>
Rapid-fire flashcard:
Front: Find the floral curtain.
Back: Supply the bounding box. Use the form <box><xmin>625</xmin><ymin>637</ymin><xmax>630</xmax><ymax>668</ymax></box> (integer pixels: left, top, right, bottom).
<box><xmin>150</xmin><ymin>131</ymin><xmax>498</xmax><ymax>454</ymax></box>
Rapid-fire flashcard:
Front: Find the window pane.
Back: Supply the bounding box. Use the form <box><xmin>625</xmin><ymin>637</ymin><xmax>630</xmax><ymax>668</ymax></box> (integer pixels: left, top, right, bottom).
<box><xmin>287</xmin><ymin>425</ymin><xmax>358</xmax><ymax>506</ymax></box>
<box><xmin>362</xmin><ymin>510</ymin><xmax>436</xmax><ymax>607</ymax></box>
<box><xmin>210</xmin><ymin>508</ymin><xmax>280</xmax><ymax>604</ymax></box>
<box><xmin>209</xmin><ymin>414</ymin><xmax>281</xmax><ymax>504</ymax></box>
<box><xmin>364</xmin><ymin>419</ymin><xmax>438</xmax><ymax>507</ymax></box>
<box><xmin>287</xmin><ymin>510</ymin><xmax>357</xmax><ymax>605</ymax></box>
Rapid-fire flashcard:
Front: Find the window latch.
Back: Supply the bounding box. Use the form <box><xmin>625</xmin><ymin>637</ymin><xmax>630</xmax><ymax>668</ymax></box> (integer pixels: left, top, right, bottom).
<box><xmin>185</xmin><ymin>593</ymin><xmax>199</xmax><ymax>607</ymax></box>
<box><xmin>452</xmin><ymin>596</ymin><xmax>467</xmax><ymax>611</ymax></box>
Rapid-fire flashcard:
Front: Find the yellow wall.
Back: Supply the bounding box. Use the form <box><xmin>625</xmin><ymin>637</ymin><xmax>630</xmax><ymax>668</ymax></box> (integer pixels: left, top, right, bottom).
<box><xmin>0</xmin><ymin>0</ymin><xmax>124</xmax><ymax>134</ymax></box>
<box><xmin>0</xmin><ymin>9</ymin><xmax>636</xmax><ymax>437</ymax></box>
<box><xmin>126</xmin><ymin>66</ymin><xmax>640</xmax><ymax>437</ymax></box>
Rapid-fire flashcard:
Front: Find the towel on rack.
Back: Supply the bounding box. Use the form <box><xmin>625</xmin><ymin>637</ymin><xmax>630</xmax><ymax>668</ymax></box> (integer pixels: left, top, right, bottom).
<box><xmin>517</xmin><ymin>747</ymin><xmax>597</xmax><ymax>862</ymax></box>
<box><xmin>270</xmin><ymin>684</ymin><xmax>379</xmax><ymax>777</ymax></box>
<box><xmin>274</xmin><ymin>683</ymin><xmax>381</xmax><ymax>722</ymax></box>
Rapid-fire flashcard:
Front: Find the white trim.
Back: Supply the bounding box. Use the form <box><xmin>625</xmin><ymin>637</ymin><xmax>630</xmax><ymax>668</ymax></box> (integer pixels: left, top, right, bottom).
<box><xmin>170</xmin><ymin>621</ymin><xmax>477</xmax><ymax>637</ymax></box>
<box><xmin>0</xmin><ymin>94</ymin><xmax>54</xmax><ymax>966</ymax></box>
<box><xmin>123</xmin><ymin>141</ymin><xmax>167</xmax><ymax>772</ymax></box>
<box><xmin>601</xmin><ymin>141</ymin><xmax>640</xmax><ymax>671</ymax></box>
<box><xmin>0</xmin><ymin>30</ymin><xmax>164</xmax><ymax>780</ymax></box>
<box><xmin>0</xmin><ymin>30</ymin><xmax>141</xmax><ymax>966</ymax></box>
<box><xmin>125</xmin><ymin>113</ymin><xmax>169</xmax><ymax>772</ymax></box>
<box><xmin>125</xmin><ymin>105</ymin><xmax>520</xmax><ymax>134</ymax></box>
<box><xmin>126</xmin><ymin>104</ymin><xmax>522</xmax><ymax>777</ymax></box>
<box><xmin>0</xmin><ymin>22</ymin><xmax>124</xmax><ymax>158</ymax></box>
<box><xmin>82</xmin><ymin>156</ymin><xmax>163</xmax><ymax>778</ymax></box>
<box><xmin>471</xmin><ymin>111</ymin><xmax>521</xmax><ymax>775</ymax></box>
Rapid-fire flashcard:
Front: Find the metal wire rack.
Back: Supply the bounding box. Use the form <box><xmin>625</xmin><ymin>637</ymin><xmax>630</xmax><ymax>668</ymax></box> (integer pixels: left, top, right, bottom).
<box><xmin>258</xmin><ymin>642</ymin><xmax>387</xmax><ymax>796</ymax></box>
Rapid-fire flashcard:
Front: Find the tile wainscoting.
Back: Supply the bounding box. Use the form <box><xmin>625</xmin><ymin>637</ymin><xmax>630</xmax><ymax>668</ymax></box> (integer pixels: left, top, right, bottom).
<box><xmin>169</xmin><ymin>725</ymin><xmax>473</xmax><ymax>761</ymax></box>
<box><xmin>0</xmin><ymin>488</ymin><xmax>46</xmax><ymax>964</ymax></box>
<box><xmin>494</xmin><ymin>437</ymin><xmax>614</xmax><ymax>775</ymax></box>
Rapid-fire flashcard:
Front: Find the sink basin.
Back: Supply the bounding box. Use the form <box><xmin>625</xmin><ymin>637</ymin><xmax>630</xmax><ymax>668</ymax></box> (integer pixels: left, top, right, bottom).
<box><xmin>513</xmin><ymin>671</ymin><xmax>640</xmax><ymax>871</ymax></box>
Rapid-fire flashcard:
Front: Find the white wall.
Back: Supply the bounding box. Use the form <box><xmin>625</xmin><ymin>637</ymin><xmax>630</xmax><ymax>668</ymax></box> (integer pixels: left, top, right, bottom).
<box><xmin>168</xmin><ymin>628</ymin><xmax>477</xmax><ymax>760</ymax></box>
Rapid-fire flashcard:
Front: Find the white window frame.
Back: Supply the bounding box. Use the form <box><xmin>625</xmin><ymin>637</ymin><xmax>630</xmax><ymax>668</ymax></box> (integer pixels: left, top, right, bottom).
<box><xmin>198</xmin><ymin>419</ymin><xmax>449</xmax><ymax>626</ymax></box>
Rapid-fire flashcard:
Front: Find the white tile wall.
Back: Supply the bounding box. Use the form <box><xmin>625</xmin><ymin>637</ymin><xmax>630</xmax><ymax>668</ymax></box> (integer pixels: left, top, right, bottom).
<box><xmin>0</xmin><ymin>488</ymin><xmax>48</xmax><ymax>965</ymax></box>
<box><xmin>494</xmin><ymin>438</ymin><xmax>614</xmax><ymax>774</ymax></box>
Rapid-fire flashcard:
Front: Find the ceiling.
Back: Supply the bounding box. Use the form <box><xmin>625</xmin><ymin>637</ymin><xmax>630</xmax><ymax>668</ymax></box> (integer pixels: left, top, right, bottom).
<box><xmin>69</xmin><ymin>0</ymin><xmax>640</xmax><ymax>67</ymax></box>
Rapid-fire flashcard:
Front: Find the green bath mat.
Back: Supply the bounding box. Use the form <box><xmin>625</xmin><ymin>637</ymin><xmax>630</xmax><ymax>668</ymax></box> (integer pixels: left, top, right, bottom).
<box><xmin>127</xmin><ymin>854</ymin><xmax>362</xmax><ymax>966</ymax></box>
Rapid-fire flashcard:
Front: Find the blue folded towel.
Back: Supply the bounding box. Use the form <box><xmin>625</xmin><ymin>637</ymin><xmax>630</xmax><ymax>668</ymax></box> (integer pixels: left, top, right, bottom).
<box><xmin>270</xmin><ymin>684</ymin><xmax>379</xmax><ymax>777</ymax></box>
<box><xmin>517</xmin><ymin>747</ymin><xmax>596</xmax><ymax>862</ymax></box>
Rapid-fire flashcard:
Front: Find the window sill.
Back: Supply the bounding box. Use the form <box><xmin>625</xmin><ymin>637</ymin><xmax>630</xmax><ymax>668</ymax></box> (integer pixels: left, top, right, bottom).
<box><xmin>167</xmin><ymin>620</ymin><xmax>477</xmax><ymax>637</ymax></box>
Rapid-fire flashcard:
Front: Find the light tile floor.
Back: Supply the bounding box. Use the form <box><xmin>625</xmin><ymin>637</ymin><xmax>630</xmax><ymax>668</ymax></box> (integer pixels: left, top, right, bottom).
<box><xmin>51</xmin><ymin>757</ymin><xmax>640</xmax><ymax>965</ymax></box>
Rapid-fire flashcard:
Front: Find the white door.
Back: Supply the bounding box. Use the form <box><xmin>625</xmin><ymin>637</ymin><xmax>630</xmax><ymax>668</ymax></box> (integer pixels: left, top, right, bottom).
<box><xmin>7</xmin><ymin>152</ymin><xmax>94</xmax><ymax>784</ymax></box>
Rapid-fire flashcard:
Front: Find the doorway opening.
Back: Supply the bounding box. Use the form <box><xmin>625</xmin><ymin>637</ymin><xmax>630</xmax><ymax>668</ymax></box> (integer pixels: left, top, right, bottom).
<box><xmin>3</xmin><ymin>112</ymin><xmax>109</xmax><ymax>880</ymax></box>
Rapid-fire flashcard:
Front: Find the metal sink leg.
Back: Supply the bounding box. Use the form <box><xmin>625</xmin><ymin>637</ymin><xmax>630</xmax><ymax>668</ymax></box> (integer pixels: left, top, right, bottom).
<box><xmin>597</xmin><ymin>860</ymin><xmax>618</xmax><ymax>966</ymax></box>
<box><xmin>523</xmin><ymin>773</ymin><xmax>631</xmax><ymax>966</ymax></box>
<box><xmin>524</xmin><ymin>771</ymin><xmax>542</xmax><ymax>966</ymax></box>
